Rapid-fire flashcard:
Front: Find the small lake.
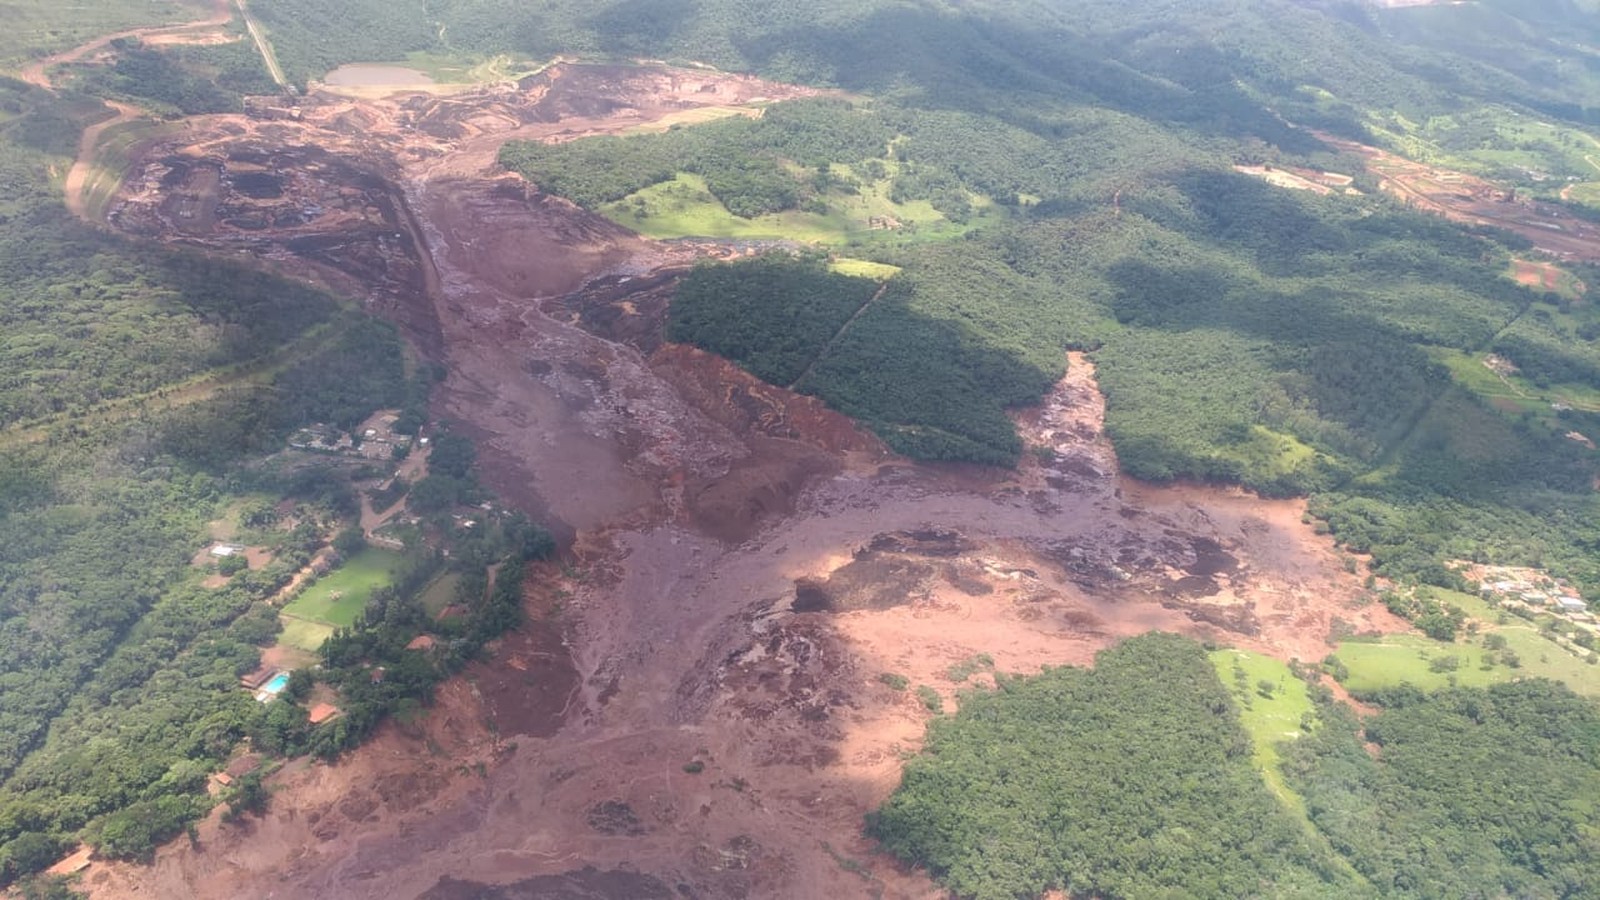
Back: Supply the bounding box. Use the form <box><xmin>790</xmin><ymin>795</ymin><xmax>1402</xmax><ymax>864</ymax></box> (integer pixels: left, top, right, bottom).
<box><xmin>323</xmin><ymin>64</ymin><xmax>435</xmax><ymax>87</ymax></box>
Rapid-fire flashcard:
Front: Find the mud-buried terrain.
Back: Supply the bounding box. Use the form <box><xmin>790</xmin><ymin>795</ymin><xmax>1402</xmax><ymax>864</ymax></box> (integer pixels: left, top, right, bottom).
<box><xmin>80</xmin><ymin>66</ymin><xmax>1403</xmax><ymax>900</ymax></box>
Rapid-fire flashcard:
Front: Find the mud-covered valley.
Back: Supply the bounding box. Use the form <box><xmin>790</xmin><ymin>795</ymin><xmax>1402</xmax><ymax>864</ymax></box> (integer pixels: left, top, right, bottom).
<box><xmin>79</xmin><ymin>66</ymin><xmax>1404</xmax><ymax>900</ymax></box>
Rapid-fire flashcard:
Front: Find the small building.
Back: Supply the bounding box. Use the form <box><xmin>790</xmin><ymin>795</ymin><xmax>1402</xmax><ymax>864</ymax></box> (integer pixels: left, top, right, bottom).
<box><xmin>211</xmin><ymin>753</ymin><xmax>260</xmax><ymax>790</ymax></box>
<box><xmin>240</xmin><ymin>665</ymin><xmax>277</xmax><ymax>690</ymax></box>
<box><xmin>210</xmin><ymin>544</ymin><xmax>243</xmax><ymax>558</ymax></box>
<box><xmin>1556</xmin><ymin>596</ymin><xmax>1589</xmax><ymax>613</ymax></box>
<box><xmin>369</xmin><ymin>532</ymin><xmax>406</xmax><ymax>552</ymax></box>
<box><xmin>308</xmin><ymin>702</ymin><xmax>341</xmax><ymax>725</ymax></box>
<box><xmin>1522</xmin><ymin>591</ymin><xmax>1550</xmax><ymax>605</ymax></box>
<box><xmin>406</xmin><ymin>634</ymin><xmax>437</xmax><ymax>651</ymax></box>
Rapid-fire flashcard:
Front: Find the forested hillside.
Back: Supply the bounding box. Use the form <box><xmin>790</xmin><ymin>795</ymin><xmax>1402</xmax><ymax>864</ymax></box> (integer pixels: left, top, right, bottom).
<box><xmin>871</xmin><ymin>634</ymin><xmax>1343</xmax><ymax>899</ymax></box>
<box><xmin>875</xmin><ymin>634</ymin><xmax>1600</xmax><ymax>899</ymax></box>
<box><xmin>490</xmin><ymin>0</ymin><xmax>1600</xmax><ymax>600</ymax></box>
<box><xmin>0</xmin><ymin>73</ymin><xmax>552</xmax><ymax>887</ymax></box>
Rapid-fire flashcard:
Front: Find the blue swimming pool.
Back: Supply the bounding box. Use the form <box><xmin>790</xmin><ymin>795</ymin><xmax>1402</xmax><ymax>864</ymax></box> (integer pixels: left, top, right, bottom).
<box><xmin>262</xmin><ymin>672</ymin><xmax>290</xmax><ymax>694</ymax></box>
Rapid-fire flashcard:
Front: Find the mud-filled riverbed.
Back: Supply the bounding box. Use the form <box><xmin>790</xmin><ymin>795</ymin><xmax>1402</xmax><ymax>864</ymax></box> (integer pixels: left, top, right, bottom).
<box><xmin>82</xmin><ymin>64</ymin><xmax>1404</xmax><ymax>900</ymax></box>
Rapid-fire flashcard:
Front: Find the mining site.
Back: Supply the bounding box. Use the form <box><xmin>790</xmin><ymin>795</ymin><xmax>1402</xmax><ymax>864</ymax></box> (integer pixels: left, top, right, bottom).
<box><xmin>78</xmin><ymin>65</ymin><xmax>1407</xmax><ymax>899</ymax></box>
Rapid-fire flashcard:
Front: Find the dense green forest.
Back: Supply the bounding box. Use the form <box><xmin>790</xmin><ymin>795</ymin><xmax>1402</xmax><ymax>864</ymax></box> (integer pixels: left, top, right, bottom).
<box><xmin>1283</xmin><ymin>679</ymin><xmax>1600</xmax><ymax>898</ymax></box>
<box><xmin>875</xmin><ymin>635</ymin><xmax>1600</xmax><ymax>899</ymax></box>
<box><xmin>65</xmin><ymin>37</ymin><xmax>278</xmax><ymax>116</ymax></box>
<box><xmin>0</xmin><ymin>75</ymin><xmax>548</xmax><ymax>887</ymax></box>
<box><xmin>666</xmin><ymin>254</ymin><xmax>880</xmax><ymax>386</ymax></box>
<box><xmin>870</xmin><ymin>634</ymin><xmax>1343</xmax><ymax>899</ymax></box>
<box><xmin>248</xmin><ymin>0</ymin><xmax>1586</xmax><ymax>136</ymax></box>
<box><xmin>500</xmin><ymin>99</ymin><xmax>892</xmax><ymax>218</ymax></box>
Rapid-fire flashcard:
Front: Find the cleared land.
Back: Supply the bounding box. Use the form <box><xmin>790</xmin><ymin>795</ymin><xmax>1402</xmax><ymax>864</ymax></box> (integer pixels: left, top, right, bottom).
<box><xmin>597</xmin><ymin>167</ymin><xmax>985</xmax><ymax>244</ymax></box>
<box><xmin>1210</xmin><ymin>649</ymin><xmax>1316</xmax><ymax>816</ymax></box>
<box><xmin>1317</xmin><ymin>129</ymin><xmax>1600</xmax><ymax>261</ymax></box>
<box><xmin>1332</xmin><ymin>590</ymin><xmax>1600</xmax><ymax>696</ymax></box>
<box><xmin>281</xmin><ymin>547</ymin><xmax>404</xmax><ymax>628</ymax></box>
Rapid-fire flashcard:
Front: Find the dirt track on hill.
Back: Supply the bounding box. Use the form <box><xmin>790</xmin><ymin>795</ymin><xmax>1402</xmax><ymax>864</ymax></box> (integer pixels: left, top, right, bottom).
<box><xmin>76</xmin><ymin>66</ymin><xmax>1405</xmax><ymax>900</ymax></box>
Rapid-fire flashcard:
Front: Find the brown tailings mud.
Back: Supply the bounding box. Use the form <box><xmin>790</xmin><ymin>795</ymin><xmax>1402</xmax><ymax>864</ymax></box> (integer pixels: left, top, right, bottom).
<box><xmin>84</xmin><ymin>65</ymin><xmax>1406</xmax><ymax>900</ymax></box>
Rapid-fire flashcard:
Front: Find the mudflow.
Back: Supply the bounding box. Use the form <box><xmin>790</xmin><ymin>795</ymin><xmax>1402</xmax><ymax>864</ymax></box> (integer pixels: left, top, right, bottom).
<box><xmin>83</xmin><ymin>64</ymin><xmax>1405</xmax><ymax>900</ymax></box>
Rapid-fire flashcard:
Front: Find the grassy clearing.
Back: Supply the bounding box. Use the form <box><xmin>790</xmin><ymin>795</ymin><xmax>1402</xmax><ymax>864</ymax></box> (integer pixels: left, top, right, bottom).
<box><xmin>1221</xmin><ymin>426</ymin><xmax>1321</xmax><ymax>486</ymax></box>
<box><xmin>277</xmin><ymin>615</ymin><xmax>335</xmax><ymax>653</ymax></box>
<box><xmin>417</xmin><ymin>570</ymin><xmax>461</xmax><ymax>618</ymax></box>
<box><xmin>1428</xmin><ymin>346</ymin><xmax>1600</xmax><ymax>421</ymax></box>
<box><xmin>622</xmin><ymin>105</ymin><xmax>754</xmax><ymax>134</ymax></box>
<box><xmin>282</xmin><ymin>547</ymin><xmax>403</xmax><ymax>627</ymax></box>
<box><xmin>1505</xmin><ymin>259</ymin><xmax>1586</xmax><ymax>301</ymax></box>
<box><xmin>827</xmin><ymin>257</ymin><xmax>901</xmax><ymax>279</ymax></box>
<box><xmin>1369</xmin><ymin>105</ymin><xmax>1600</xmax><ymax>197</ymax></box>
<box><xmin>598</xmin><ymin>169</ymin><xmax>993</xmax><ymax>245</ymax></box>
<box><xmin>1209</xmin><ymin>650</ymin><xmax>1315</xmax><ymax>817</ymax></box>
<box><xmin>1332</xmin><ymin>589</ymin><xmax>1599</xmax><ymax>696</ymax></box>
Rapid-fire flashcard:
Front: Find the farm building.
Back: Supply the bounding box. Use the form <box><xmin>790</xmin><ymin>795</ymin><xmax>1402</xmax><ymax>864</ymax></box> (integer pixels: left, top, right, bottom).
<box><xmin>1556</xmin><ymin>596</ymin><xmax>1589</xmax><ymax>613</ymax></box>
<box><xmin>239</xmin><ymin>665</ymin><xmax>278</xmax><ymax>690</ymax></box>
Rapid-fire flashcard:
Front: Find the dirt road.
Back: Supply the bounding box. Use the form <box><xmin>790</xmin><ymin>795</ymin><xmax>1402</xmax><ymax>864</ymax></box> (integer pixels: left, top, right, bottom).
<box><xmin>234</xmin><ymin>0</ymin><xmax>287</xmax><ymax>88</ymax></box>
<box><xmin>15</xmin><ymin>0</ymin><xmax>235</xmax><ymax>223</ymax></box>
<box><xmin>16</xmin><ymin>0</ymin><xmax>233</xmax><ymax>89</ymax></box>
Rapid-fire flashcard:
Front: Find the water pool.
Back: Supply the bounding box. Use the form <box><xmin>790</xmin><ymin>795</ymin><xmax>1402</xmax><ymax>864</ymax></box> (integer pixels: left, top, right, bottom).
<box><xmin>262</xmin><ymin>672</ymin><xmax>290</xmax><ymax>694</ymax></box>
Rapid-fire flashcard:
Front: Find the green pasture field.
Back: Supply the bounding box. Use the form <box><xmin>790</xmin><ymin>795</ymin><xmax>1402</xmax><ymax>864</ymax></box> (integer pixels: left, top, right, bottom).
<box><xmin>827</xmin><ymin>257</ymin><xmax>901</xmax><ymax>279</ymax></box>
<box><xmin>1209</xmin><ymin>649</ymin><xmax>1316</xmax><ymax>817</ymax></box>
<box><xmin>1428</xmin><ymin>346</ymin><xmax>1600</xmax><ymax>420</ymax></box>
<box><xmin>282</xmin><ymin>547</ymin><xmax>404</xmax><ymax>627</ymax></box>
<box><xmin>1369</xmin><ymin>105</ymin><xmax>1600</xmax><ymax>196</ymax></box>
<box><xmin>1332</xmin><ymin>590</ymin><xmax>1599</xmax><ymax>696</ymax></box>
<box><xmin>598</xmin><ymin>167</ymin><xmax>990</xmax><ymax>244</ymax></box>
<box><xmin>277</xmin><ymin>615</ymin><xmax>336</xmax><ymax>653</ymax></box>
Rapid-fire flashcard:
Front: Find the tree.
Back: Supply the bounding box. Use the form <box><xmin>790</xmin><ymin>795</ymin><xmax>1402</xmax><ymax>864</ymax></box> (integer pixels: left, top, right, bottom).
<box><xmin>1</xmin><ymin>832</ymin><xmax>63</xmax><ymax>881</ymax></box>
<box><xmin>224</xmin><ymin>771</ymin><xmax>269</xmax><ymax>821</ymax></box>
<box><xmin>332</xmin><ymin>526</ymin><xmax>366</xmax><ymax>556</ymax></box>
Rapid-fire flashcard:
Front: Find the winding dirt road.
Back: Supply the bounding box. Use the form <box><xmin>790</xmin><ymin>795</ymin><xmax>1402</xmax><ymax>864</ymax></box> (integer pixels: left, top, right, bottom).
<box><xmin>16</xmin><ymin>0</ymin><xmax>233</xmax><ymax>89</ymax></box>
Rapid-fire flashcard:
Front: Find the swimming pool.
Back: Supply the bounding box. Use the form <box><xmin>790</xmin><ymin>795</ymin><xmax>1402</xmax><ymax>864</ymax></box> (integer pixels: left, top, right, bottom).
<box><xmin>255</xmin><ymin>671</ymin><xmax>291</xmax><ymax>702</ymax></box>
